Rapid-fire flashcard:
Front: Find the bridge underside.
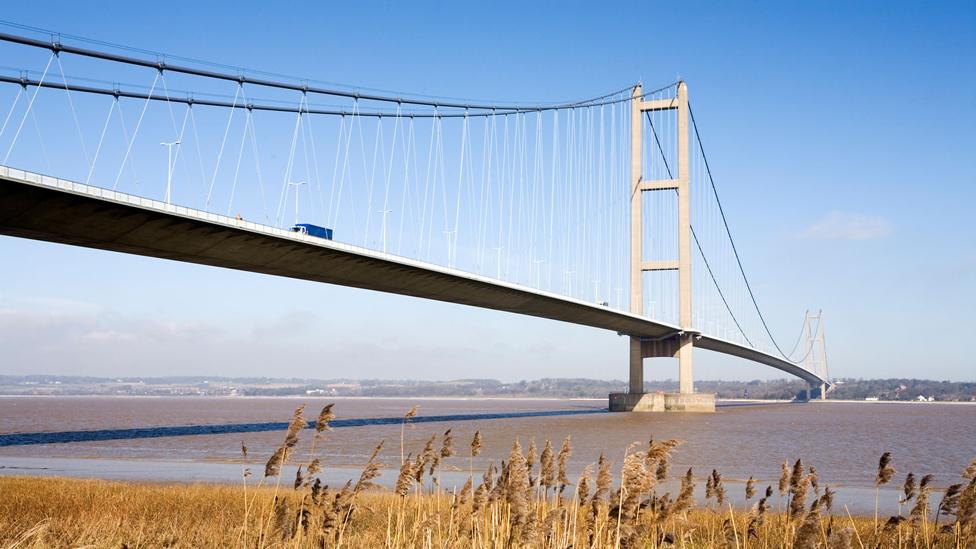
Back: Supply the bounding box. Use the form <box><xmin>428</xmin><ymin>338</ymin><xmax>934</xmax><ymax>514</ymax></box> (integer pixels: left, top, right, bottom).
<box><xmin>0</xmin><ymin>168</ymin><xmax>827</xmax><ymax>389</ymax></box>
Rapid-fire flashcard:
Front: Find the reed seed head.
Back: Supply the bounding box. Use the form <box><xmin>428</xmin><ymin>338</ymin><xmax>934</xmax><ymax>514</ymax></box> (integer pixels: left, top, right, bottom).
<box><xmin>472</xmin><ymin>482</ymin><xmax>488</xmax><ymax>513</ymax></box>
<box><xmin>789</xmin><ymin>459</ymin><xmax>804</xmax><ymax>492</ymax></box>
<box><xmin>820</xmin><ymin>484</ymin><xmax>835</xmax><ymax>513</ymax></box>
<box><xmin>284</xmin><ymin>405</ymin><xmax>307</xmax><ymax>449</ymax></box>
<box><xmin>876</xmin><ymin>451</ymin><xmax>895</xmax><ymax>486</ymax></box>
<box><xmin>395</xmin><ymin>454</ymin><xmax>415</xmax><ymax>497</ymax></box>
<box><xmin>315</xmin><ymin>403</ymin><xmax>335</xmax><ymax>433</ymax></box>
<box><xmin>470</xmin><ymin>430</ymin><xmax>482</xmax><ymax>457</ymax></box>
<box><xmin>526</xmin><ymin>438</ymin><xmax>537</xmax><ymax>486</ymax></box>
<box><xmin>712</xmin><ymin>469</ymin><xmax>726</xmax><ymax>506</ymax></box>
<box><xmin>440</xmin><ymin>428</ymin><xmax>454</xmax><ymax>458</ymax></box>
<box><xmin>902</xmin><ymin>472</ymin><xmax>917</xmax><ymax>503</ymax></box>
<box><xmin>307</xmin><ymin>457</ymin><xmax>321</xmax><ymax>476</ymax></box>
<box><xmin>264</xmin><ymin>446</ymin><xmax>288</xmax><ymax>477</ymax></box>
<box><xmin>404</xmin><ymin>405</ymin><xmax>419</xmax><ymax>420</ymax></box>
<box><xmin>671</xmin><ymin>468</ymin><xmax>695</xmax><ymax>515</ymax></box>
<box><xmin>593</xmin><ymin>452</ymin><xmax>612</xmax><ymax>505</ymax></box>
<box><xmin>788</xmin><ymin>471</ymin><xmax>809</xmax><ymax>520</ymax></box>
<box><xmin>938</xmin><ymin>483</ymin><xmax>963</xmax><ymax>518</ymax></box>
<box><xmin>353</xmin><ymin>441</ymin><xmax>384</xmax><ymax>495</ymax></box>
<box><xmin>556</xmin><ymin>436</ymin><xmax>572</xmax><ymax>488</ymax></box>
<box><xmin>453</xmin><ymin>477</ymin><xmax>473</xmax><ymax>511</ymax></box>
<box><xmin>540</xmin><ymin>439</ymin><xmax>555</xmax><ymax>489</ymax></box>
<box><xmin>956</xmin><ymin>477</ymin><xmax>976</xmax><ymax>530</ymax></box>
<box><xmin>577</xmin><ymin>463</ymin><xmax>593</xmax><ymax>504</ymax></box>
<box><xmin>419</xmin><ymin>433</ymin><xmax>438</xmax><ymax>476</ymax></box>
<box><xmin>964</xmin><ymin>458</ymin><xmax>976</xmax><ymax>480</ymax></box>
<box><xmin>779</xmin><ymin>461</ymin><xmax>790</xmax><ymax>496</ymax></box>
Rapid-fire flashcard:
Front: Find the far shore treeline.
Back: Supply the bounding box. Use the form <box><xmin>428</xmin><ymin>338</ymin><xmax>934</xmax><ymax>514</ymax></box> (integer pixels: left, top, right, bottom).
<box><xmin>1</xmin><ymin>376</ymin><xmax>974</xmax><ymax>402</ymax></box>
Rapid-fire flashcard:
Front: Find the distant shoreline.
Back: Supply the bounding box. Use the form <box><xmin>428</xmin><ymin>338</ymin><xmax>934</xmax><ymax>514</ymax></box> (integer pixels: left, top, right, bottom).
<box><xmin>0</xmin><ymin>394</ymin><xmax>974</xmax><ymax>405</ymax></box>
<box><xmin>4</xmin><ymin>376</ymin><xmax>973</xmax><ymax>402</ymax></box>
<box><xmin>814</xmin><ymin>398</ymin><xmax>976</xmax><ymax>406</ymax></box>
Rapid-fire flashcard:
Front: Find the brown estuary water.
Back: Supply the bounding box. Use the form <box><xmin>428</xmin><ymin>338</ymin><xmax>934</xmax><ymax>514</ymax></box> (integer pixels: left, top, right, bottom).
<box><xmin>1</xmin><ymin>397</ymin><xmax>973</xmax><ymax>516</ymax></box>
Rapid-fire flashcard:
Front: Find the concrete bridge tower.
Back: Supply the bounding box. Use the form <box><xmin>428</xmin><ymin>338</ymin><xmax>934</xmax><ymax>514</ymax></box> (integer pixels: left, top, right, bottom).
<box><xmin>610</xmin><ymin>82</ymin><xmax>716</xmax><ymax>412</ymax></box>
<box><xmin>803</xmin><ymin>310</ymin><xmax>829</xmax><ymax>400</ymax></box>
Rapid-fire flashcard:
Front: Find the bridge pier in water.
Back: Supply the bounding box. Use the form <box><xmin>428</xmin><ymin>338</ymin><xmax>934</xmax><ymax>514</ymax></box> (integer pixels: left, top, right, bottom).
<box><xmin>609</xmin><ymin>81</ymin><xmax>715</xmax><ymax>412</ymax></box>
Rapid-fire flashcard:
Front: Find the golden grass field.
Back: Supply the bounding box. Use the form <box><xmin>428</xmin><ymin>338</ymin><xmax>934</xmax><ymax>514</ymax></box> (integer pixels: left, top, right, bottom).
<box><xmin>1</xmin><ymin>404</ymin><xmax>972</xmax><ymax>548</ymax></box>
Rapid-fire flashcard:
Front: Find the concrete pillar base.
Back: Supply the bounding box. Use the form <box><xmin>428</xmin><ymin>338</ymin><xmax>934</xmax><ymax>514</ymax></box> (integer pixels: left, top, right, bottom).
<box><xmin>662</xmin><ymin>392</ymin><xmax>716</xmax><ymax>412</ymax></box>
<box><xmin>609</xmin><ymin>392</ymin><xmax>665</xmax><ymax>412</ymax></box>
<box><xmin>609</xmin><ymin>392</ymin><xmax>716</xmax><ymax>412</ymax></box>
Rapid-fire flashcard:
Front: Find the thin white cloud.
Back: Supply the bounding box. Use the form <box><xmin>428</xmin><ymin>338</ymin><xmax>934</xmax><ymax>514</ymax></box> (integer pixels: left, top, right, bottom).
<box><xmin>800</xmin><ymin>211</ymin><xmax>893</xmax><ymax>240</ymax></box>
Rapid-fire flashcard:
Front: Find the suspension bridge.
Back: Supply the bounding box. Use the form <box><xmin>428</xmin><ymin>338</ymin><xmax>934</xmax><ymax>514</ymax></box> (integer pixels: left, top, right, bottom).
<box><xmin>0</xmin><ymin>27</ymin><xmax>829</xmax><ymax>411</ymax></box>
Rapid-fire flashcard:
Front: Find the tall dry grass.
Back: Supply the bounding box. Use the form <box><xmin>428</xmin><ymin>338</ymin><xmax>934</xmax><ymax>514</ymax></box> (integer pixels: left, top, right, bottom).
<box><xmin>2</xmin><ymin>402</ymin><xmax>974</xmax><ymax>548</ymax></box>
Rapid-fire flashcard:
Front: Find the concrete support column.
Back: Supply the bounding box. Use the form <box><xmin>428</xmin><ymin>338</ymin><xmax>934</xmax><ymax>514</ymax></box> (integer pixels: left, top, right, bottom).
<box><xmin>676</xmin><ymin>82</ymin><xmax>694</xmax><ymax>395</ymax></box>
<box><xmin>678</xmin><ymin>334</ymin><xmax>694</xmax><ymax>395</ymax></box>
<box><xmin>629</xmin><ymin>336</ymin><xmax>643</xmax><ymax>394</ymax></box>
<box><xmin>630</xmin><ymin>84</ymin><xmax>643</xmax><ymax>317</ymax></box>
<box><xmin>629</xmin><ymin>84</ymin><xmax>644</xmax><ymax>395</ymax></box>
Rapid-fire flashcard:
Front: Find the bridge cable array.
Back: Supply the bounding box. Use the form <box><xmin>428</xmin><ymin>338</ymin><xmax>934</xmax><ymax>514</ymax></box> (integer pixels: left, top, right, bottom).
<box><xmin>0</xmin><ymin>26</ymin><xmax>820</xmax><ymax>373</ymax></box>
<box><xmin>688</xmin><ymin>104</ymin><xmax>811</xmax><ymax>363</ymax></box>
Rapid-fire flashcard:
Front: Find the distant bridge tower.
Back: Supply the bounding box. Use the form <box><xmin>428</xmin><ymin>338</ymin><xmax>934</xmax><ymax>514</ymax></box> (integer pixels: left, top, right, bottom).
<box><xmin>803</xmin><ymin>310</ymin><xmax>829</xmax><ymax>400</ymax></box>
<box><xmin>610</xmin><ymin>82</ymin><xmax>715</xmax><ymax>412</ymax></box>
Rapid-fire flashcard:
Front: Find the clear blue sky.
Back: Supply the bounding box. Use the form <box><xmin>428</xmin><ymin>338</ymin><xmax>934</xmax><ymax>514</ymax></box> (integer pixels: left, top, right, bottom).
<box><xmin>0</xmin><ymin>1</ymin><xmax>973</xmax><ymax>381</ymax></box>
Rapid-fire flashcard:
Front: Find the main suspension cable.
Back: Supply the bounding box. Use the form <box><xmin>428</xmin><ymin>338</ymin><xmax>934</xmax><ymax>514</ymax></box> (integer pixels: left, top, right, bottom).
<box><xmin>688</xmin><ymin>102</ymin><xmax>805</xmax><ymax>361</ymax></box>
<box><xmin>0</xmin><ymin>31</ymin><xmax>673</xmax><ymax>114</ymax></box>
<box><xmin>644</xmin><ymin>110</ymin><xmax>753</xmax><ymax>346</ymax></box>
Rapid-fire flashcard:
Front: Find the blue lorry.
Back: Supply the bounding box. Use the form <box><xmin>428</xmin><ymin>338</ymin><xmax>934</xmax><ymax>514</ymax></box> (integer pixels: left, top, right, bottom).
<box><xmin>290</xmin><ymin>223</ymin><xmax>333</xmax><ymax>240</ymax></box>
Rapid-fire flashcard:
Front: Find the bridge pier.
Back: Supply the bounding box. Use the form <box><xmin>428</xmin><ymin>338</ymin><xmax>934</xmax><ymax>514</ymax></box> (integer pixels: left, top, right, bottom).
<box><xmin>609</xmin><ymin>332</ymin><xmax>715</xmax><ymax>412</ymax></box>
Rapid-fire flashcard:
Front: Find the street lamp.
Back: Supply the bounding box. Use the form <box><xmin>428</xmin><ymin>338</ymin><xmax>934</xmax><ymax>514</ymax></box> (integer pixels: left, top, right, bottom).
<box><xmin>376</xmin><ymin>208</ymin><xmax>392</xmax><ymax>253</ymax></box>
<box><xmin>443</xmin><ymin>230</ymin><xmax>456</xmax><ymax>268</ymax></box>
<box><xmin>287</xmin><ymin>181</ymin><xmax>306</xmax><ymax>226</ymax></box>
<box><xmin>160</xmin><ymin>140</ymin><xmax>181</xmax><ymax>203</ymax></box>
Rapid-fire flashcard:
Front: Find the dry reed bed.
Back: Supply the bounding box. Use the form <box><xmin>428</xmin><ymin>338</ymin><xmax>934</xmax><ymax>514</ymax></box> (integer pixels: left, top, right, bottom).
<box><xmin>1</xmin><ymin>403</ymin><xmax>973</xmax><ymax>548</ymax></box>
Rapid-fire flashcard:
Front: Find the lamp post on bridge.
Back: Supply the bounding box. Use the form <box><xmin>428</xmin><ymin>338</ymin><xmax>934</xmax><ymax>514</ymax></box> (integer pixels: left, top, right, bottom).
<box><xmin>160</xmin><ymin>140</ymin><xmax>181</xmax><ymax>204</ymax></box>
<box><xmin>443</xmin><ymin>230</ymin><xmax>456</xmax><ymax>269</ymax></box>
<box><xmin>287</xmin><ymin>181</ymin><xmax>306</xmax><ymax>227</ymax></box>
<box><xmin>377</xmin><ymin>208</ymin><xmax>392</xmax><ymax>253</ymax></box>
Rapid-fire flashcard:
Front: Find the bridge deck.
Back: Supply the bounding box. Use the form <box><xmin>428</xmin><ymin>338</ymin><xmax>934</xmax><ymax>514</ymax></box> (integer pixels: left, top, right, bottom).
<box><xmin>0</xmin><ymin>166</ymin><xmax>825</xmax><ymax>386</ymax></box>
